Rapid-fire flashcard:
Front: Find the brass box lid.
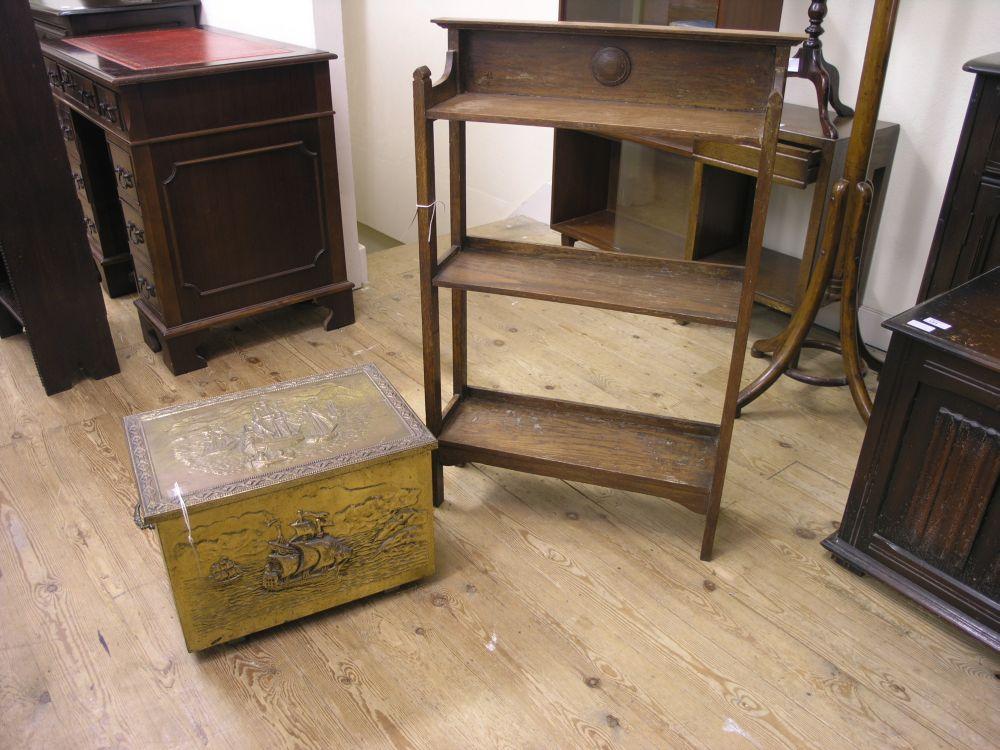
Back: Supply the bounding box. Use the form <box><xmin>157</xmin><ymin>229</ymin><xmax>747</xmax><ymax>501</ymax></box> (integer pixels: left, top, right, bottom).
<box><xmin>126</xmin><ymin>365</ymin><xmax>436</xmax><ymax>525</ymax></box>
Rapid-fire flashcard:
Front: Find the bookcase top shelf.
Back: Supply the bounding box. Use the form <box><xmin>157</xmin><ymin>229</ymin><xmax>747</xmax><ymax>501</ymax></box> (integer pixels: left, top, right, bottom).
<box><xmin>421</xmin><ymin>17</ymin><xmax>802</xmax><ymax>146</ymax></box>
<box><xmin>432</xmin><ymin>18</ymin><xmax>805</xmax><ymax>46</ymax></box>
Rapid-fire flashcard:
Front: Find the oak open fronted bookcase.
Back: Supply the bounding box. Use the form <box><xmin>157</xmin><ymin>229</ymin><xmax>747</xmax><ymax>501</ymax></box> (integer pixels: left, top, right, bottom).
<box><xmin>413</xmin><ymin>19</ymin><xmax>801</xmax><ymax>559</ymax></box>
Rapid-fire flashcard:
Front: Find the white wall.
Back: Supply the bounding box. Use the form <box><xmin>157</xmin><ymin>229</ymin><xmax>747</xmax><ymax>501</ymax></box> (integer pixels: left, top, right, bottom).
<box><xmin>346</xmin><ymin>2</ymin><xmax>1000</xmax><ymax>345</ymax></box>
<box><xmin>778</xmin><ymin>0</ymin><xmax>999</xmax><ymax>345</ymax></box>
<box><xmin>342</xmin><ymin>0</ymin><xmax>557</xmax><ymax>244</ymax></box>
<box><xmin>199</xmin><ymin>0</ymin><xmax>367</xmax><ymax>286</ymax></box>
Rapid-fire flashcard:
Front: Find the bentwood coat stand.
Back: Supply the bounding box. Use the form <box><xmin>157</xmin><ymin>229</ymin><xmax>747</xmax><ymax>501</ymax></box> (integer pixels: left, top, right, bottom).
<box><xmin>413</xmin><ymin>19</ymin><xmax>801</xmax><ymax>559</ymax></box>
<box><xmin>738</xmin><ymin>0</ymin><xmax>902</xmax><ymax>421</ymax></box>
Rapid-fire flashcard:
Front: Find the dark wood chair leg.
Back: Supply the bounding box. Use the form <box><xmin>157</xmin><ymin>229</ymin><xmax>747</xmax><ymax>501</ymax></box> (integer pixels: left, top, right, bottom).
<box><xmin>317</xmin><ymin>287</ymin><xmax>355</xmax><ymax>332</ymax></box>
<box><xmin>0</xmin><ymin>305</ymin><xmax>23</xmax><ymax>338</ymax></box>
<box><xmin>100</xmin><ymin>259</ymin><xmax>137</xmax><ymax>298</ymax></box>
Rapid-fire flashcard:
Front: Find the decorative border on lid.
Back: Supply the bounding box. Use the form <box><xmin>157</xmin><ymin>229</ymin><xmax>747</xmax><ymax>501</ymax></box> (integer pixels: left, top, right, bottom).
<box><xmin>126</xmin><ymin>364</ymin><xmax>436</xmax><ymax>524</ymax></box>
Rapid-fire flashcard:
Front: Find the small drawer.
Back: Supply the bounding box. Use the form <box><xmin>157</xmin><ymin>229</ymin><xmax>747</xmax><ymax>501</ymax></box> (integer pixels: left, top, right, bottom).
<box><xmin>96</xmin><ymin>85</ymin><xmax>126</xmax><ymax>134</ymax></box>
<box><xmin>108</xmin><ymin>142</ymin><xmax>139</xmax><ymax>209</ymax></box>
<box><xmin>69</xmin><ymin>164</ymin><xmax>88</xmax><ymax>203</ymax></box>
<box><xmin>121</xmin><ymin>201</ymin><xmax>151</xmax><ymax>267</ymax></box>
<box><xmin>62</xmin><ymin>66</ymin><xmax>97</xmax><ymax>112</ymax></box>
<box><xmin>131</xmin><ymin>253</ymin><xmax>160</xmax><ymax>312</ymax></box>
<box><xmin>54</xmin><ymin>102</ymin><xmax>80</xmax><ymax>164</ymax></box>
<box><xmin>694</xmin><ymin>140</ymin><xmax>821</xmax><ymax>188</ymax></box>
<box><xmin>43</xmin><ymin>58</ymin><xmax>64</xmax><ymax>93</ymax></box>
<box><xmin>80</xmin><ymin>200</ymin><xmax>100</xmax><ymax>246</ymax></box>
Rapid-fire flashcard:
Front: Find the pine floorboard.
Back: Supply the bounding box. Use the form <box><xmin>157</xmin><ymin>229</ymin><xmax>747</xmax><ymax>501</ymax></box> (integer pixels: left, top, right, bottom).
<box><xmin>0</xmin><ymin>217</ymin><xmax>997</xmax><ymax>749</ymax></box>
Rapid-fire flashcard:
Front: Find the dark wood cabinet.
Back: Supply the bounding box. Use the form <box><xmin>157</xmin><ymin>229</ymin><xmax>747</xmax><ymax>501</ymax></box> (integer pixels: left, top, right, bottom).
<box><xmin>39</xmin><ymin>27</ymin><xmax>355</xmax><ymax>375</ymax></box>
<box><xmin>0</xmin><ymin>0</ymin><xmax>119</xmax><ymax>395</ymax></box>
<box><xmin>29</xmin><ymin>0</ymin><xmax>200</xmax><ymax>41</ymax></box>
<box><xmin>919</xmin><ymin>54</ymin><xmax>1000</xmax><ymax>300</ymax></box>
<box><xmin>824</xmin><ymin>269</ymin><xmax>1000</xmax><ymax>651</ymax></box>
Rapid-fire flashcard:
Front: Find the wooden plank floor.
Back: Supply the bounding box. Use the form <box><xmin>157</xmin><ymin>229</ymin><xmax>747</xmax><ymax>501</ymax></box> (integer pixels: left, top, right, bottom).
<box><xmin>1</xmin><ymin>217</ymin><xmax>997</xmax><ymax>749</ymax></box>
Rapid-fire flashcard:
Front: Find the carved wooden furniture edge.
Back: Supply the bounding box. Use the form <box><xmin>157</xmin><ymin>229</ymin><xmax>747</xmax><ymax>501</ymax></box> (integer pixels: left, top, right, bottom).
<box><xmin>431</xmin><ymin>18</ymin><xmax>805</xmax><ymax>46</ymax></box>
<box><xmin>126</xmin><ymin>364</ymin><xmax>437</xmax><ymax>524</ymax></box>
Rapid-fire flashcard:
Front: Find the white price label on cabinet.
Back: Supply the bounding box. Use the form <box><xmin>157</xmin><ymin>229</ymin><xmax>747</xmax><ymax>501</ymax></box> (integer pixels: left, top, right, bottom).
<box><xmin>923</xmin><ymin>317</ymin><xmax>952</xmax><ymax>330</ymax></box>
<box><xmin>906</xmin><ymin>319</ymin><xmax>936</xmax><ymax>333</ymax></box>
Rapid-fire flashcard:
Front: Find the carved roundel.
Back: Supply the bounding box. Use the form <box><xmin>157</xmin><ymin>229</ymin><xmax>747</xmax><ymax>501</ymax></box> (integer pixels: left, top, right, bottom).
<box><xmin>591</xmin><ymin>47</ymin><xmax>632</xmax><ymax>87</ymax></box>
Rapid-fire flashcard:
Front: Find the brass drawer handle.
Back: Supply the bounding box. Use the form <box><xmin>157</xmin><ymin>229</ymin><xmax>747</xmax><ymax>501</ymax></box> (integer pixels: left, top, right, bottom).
<box><xmin>98</xmin><ymin>101</ymin><xmax>119</xmax><ymax>124</ymax></box>
<box><xmin>114</xmin><ymin>165</ymin><xmax>134</xmax><ymax>190</ymax></box>
<box><xmin>79</xmin><ymin>89</ymin><xmax>96</xmax><ymax>109</ymax></box>
<box><xmin>126</xmin><ymin>222</ymin><xmax>145</xmax><ymax>246</ymax></box>
<box><xmin>136</xmin><ymin>275</ymin><xmax>157</xmax><ymax>298</ymax></box>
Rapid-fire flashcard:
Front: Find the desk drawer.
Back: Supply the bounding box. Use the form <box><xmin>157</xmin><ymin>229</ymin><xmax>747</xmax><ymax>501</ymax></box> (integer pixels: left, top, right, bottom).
<box><xmin>131</xmin><ymin>250</ymin><xmax>161</xmax><ymax>313</ymax></box>
<box><xmin>694</xmin><ymin>140</ymin><xmax>821</xmax><ymax>188</ymax></box>
<box><xmin>80</xmin><ymin>199</ymin><xmax>100</xmax><ymax>249</ymax></box>
<box><xmin>60</xmin><ymin>66</ymin><xmax>98</xmax><ymax>113</ymax></box>
<box><xmin>44</xmin><ymin>58</ymin><xmax>64</xmax><ymax>94</ymax></box>
<box><xmin>96</xmin><ymin>85</ymin><xmax>126</xmax><ymax>135</ymax></box>
<box><xmin>69</xmin><ymin>164</ymin><xmax>88</xmax><ymax>204</ymax></box>
<box><xmin>108</xmin><ymin>142</ymin><xmax>139</xmax><ymax>209</ymax></box>
<box><xmin>54</xmin><ymin>102</ymin><xmax>80</xmax><ymax>164</ymax></box>
<box><xmin>121</xmin><ymin>201</ymin><xmax>151</xmax><ymax>267</ymax></box>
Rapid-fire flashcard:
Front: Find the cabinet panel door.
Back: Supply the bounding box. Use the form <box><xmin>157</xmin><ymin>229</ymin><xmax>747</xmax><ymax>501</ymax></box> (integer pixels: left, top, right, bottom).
<box><xmin>874</xmin><ymin>382</ymin><xmax>1000</xmax><ymax>600</ymax></box>
<box><xmin>152</xmin><ymin>119</ymin><xmax>343</xmax><ymax>321</ymax></box>
<box><xmin>953</xmin><ymin>179</ymin><xmax>1000</xmax><ymax>287</ymax></box>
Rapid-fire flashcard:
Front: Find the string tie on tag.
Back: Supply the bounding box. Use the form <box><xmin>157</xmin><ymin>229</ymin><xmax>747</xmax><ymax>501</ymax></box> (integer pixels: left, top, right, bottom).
<box><xmin>408</xmin><ymin>200</ymin><xmax>446</xmax><ymax>243</ymax></box>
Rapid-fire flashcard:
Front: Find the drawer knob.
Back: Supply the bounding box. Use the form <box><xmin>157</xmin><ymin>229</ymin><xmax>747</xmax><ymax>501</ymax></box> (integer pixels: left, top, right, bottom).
<box><xmin>126</xmin><ymin>222</ymin><xmax>145</xmax><ymax>246</ymax></box>
<box><xmin>591</xmin><ymin>47</ymin><xmax>631</xmax><ymax>87</ymax></box>
<box><xmin>114</xmin><ymin>165</ymin><xmax>134</xmax><ymax>190</ymax></box>
<box><xmin>136</xmin><ymin>275</ymin><xmax>157</xmax><ymax>298</ymax></box>
<box><xmin>98</xmin><ymin>101</ymin><xmax>119</xmax><ymax>124</ymax></box>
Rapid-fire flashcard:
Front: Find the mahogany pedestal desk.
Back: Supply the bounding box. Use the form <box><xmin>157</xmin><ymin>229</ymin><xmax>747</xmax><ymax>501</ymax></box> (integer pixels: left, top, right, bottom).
<box><xmin>39</xmin><ymin>27</ymin><xmax>355</xmax><ymax>375</ymax></box>
<box><xmin>824</xmin><ymin>269</ymin><xmax>1000</xmax><ymax>651</ymax></box>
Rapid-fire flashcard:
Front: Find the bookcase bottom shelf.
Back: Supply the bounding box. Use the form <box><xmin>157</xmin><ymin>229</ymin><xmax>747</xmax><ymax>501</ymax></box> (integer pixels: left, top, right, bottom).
<box><xmin>438</xmin><ymin>388</ymin><xmax>720</xmax><ymax>513</ymax></box>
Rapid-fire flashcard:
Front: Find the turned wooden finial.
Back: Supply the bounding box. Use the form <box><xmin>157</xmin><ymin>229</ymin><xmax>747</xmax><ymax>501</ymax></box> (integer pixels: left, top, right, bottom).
<box><xmin>803</xmin><ymin>1</ymin><xmax>828</xmax><ymax>51</ymax></box>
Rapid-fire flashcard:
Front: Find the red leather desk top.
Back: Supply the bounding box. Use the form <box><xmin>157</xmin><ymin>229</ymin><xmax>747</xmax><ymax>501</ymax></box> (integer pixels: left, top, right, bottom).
<box><xmin>66</xmin><ymin>28</ymin><xmax>290</xmax><ymax>71</ymax></box>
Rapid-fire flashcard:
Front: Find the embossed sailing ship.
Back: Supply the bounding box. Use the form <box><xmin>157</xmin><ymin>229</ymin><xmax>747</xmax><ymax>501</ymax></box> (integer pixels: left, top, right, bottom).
<box><xmin>263</xmin><ymin>511</ymin><xmax>352</xmax><ymax>591</ymax></box>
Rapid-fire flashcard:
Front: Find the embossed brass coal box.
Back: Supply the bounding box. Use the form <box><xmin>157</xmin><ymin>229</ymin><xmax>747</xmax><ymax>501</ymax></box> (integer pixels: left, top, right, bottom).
<box><xmin>125</xmin><ymin>365</ymin><xmax>437</xmax><ymax>651</ymax></box>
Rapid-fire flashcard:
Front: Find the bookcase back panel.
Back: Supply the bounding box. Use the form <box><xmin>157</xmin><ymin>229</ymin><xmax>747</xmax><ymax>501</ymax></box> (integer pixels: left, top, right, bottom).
<box><xmin>459</xmin><ymin>30</ymin><xmax>778</xmax><ymax>113</ymax></box>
